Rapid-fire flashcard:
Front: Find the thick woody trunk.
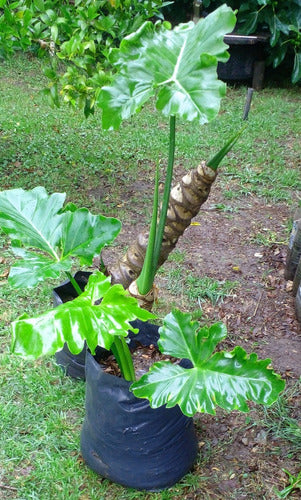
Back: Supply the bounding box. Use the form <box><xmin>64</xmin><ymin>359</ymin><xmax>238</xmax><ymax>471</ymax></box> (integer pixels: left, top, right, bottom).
<box><xmin>108</xmin><ymin>162</ymin><xmax>217</xmax><ymax>290</ymax></box>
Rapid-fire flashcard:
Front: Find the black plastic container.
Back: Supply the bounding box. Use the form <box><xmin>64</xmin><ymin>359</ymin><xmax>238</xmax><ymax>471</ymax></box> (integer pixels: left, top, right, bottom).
<box><xmin>80</xmin><ymin>350</ymin><xmax>198</xmax><ymax>491</ymax></box>
<box><xmin>217</xmin><ymin>34</ymin><xmax>269</xmax><ymax>89</ymax></box>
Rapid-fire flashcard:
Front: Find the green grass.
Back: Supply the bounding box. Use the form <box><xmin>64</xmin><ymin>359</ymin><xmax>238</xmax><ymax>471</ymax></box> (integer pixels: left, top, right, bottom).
<box><xmin>250</xmin><ymin>229</ymin><xmax>287</xmax><ymax>246</ymax></box>
<box><xmin>260</xmin><ymin>380</ymin><xmax>301</xmax><ymax>458</ymax></box>
<box><xmin>1</xmin><ymin>54</ymin><xmax>301</xmax><ymax>499</ymax></box>
<box><xmin>0</xmin><ymin>55</ymin><xmax>300</xmax><ymax>214</ymax></box>
<box><xmin>161</xmin><ymin>266</ymin><xmax>238</xmax><ymax>306</ymax></box>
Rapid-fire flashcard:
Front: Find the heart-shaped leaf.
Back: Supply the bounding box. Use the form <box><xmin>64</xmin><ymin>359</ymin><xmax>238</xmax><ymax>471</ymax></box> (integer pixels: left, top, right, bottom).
<box><xmin>11</xmin><ymin>271</ymin><xmax>155</xmax><ymax>358</ymax></box>
<box><xmin>131</xmin><ymin>310</ymin><xmax>285</xmax><ymax>416</ymax></box>
<box><xmin>98</xmin><ymin>5</ymin><xmax>236</xmax><ymax>130</ymax></box>
<box><xmin>0</xmin><ymin>187</ymin><xmax>121</xmax><ymax>287</ymax></box>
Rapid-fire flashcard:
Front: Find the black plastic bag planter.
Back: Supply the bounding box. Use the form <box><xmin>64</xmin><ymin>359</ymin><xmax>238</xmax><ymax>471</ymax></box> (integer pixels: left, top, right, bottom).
<box><xmin>80</xmin><ymin>350</ymin><xmax>199</xmax><ymax>491</ymax></box>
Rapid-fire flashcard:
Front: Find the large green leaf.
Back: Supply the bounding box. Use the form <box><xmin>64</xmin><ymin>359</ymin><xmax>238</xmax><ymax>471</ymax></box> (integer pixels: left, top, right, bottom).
<box><xmin>0</xmin><ymin>187</ymin><xmax>121</xmax><ymax>287</ymax></box>
<box><xmin>0</xmin><ymin>187</ymin><xmax>64</xmax><ymax>257</ymax></box>
<box><xmin>292</xmin><ymin>51</ymin><xmax>301</xmax><ymax>84</ymax></box>
<box><xmin>11</xmin><ymin>271</ymin><xmax>155</xmax><ymax>358</ymax></box>
<box><xmin>98</xmin><ymin>5</ymin><xmax>236</xmax><ymax>130</ymax></box>
<box><xmin>8</xmin><ymin>249</ymin><xmax>73</xmax><ymax>288</ymax></box>
<box><xmin>131</xmin><ymin>310</ymin><xmax>285</xmax><ymax>416</ymax></box>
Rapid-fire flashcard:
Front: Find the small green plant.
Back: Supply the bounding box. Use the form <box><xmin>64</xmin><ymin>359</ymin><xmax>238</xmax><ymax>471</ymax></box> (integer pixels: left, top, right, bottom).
<box><xmin>185</xmin><ymin>275</ymin><xmax>239</xmax><ymax>305</ymax></box>
<box><xmin>167</xmin><ymin>249</ymin><xmax>186</xmax><ymax>264</ymax></box>
<box><xmin>274</xmin><ymin>469</ymin><xmax>301</xmax><ymax>499</ymax></box>
<box><xmin>251</xmin><ymin>229</ymin><xmax>286</xmax><ymax>246</ymax></box>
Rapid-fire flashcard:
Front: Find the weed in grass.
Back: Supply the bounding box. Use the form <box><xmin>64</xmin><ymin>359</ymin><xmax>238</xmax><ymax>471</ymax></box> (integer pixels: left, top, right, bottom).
<box><xmin>184</xmin><ymin>275</ymin><xmax>239</xmax><ymax>305</ymax></box>
<box><xmin>250</xmin><ymin>229</ymin><xmax>286</xmax><ymax>246</ymax></box>
<box><xmin>167</xmin><ymin>249</ymin><xmax>186</xmax><ymax>264</ymax></box>
<box><xmin>163</xmin><ymin>267</ymin><xmax>186</xmax><ymax>299</ymax></box>
<box><xmin>258</xmin><ymin>380</ymin><xmax>301</xmax><ymax>458</ymax></box>
<box><xmin>274</xmin><ymin>469</ymin><xmax>301</xmax><ymax>499</ymax></box>
<box><xmin>162</xmin><ymin>266</ymin><xmax>239</xmax><ymax>307</ymax></box>
<box><xmin>223</xmin><ymin>189</ymin><xmax>238</xmax><ymax>200</ymax></box>
<box><xmin>209</xmin><ymin>203</ymin><xmax>239</xmax><ymax>213</ymax></box>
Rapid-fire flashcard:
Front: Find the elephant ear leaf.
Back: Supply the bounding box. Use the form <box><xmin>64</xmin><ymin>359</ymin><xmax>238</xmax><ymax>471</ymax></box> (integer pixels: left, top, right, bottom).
<box><xmin>0</xmin><ymin>187</ymin><xmax>121</xmax><ymax>287</ymax></box>
<box><xmin>98</xmin><ymin>5</ymin><xmax>237</xmax><ymax>130</ymax></box>
<box><xmin>131</xmin><ymin>310</ymin><xmax>285</xmax><ymax>417</ymax></box>
<box><xmin>11</xmin><ymin>271</ymin><xmax>155</xmax><ymax>358</ymax></box>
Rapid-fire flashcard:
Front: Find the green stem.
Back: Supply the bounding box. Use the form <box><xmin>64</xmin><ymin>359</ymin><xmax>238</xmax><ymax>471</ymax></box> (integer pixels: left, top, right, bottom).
<box><xmin>111</xmin><ymin>336</ymin><xmax>136</xmax><ymax>382</ymax></box>
<box><xmin>65</xmin><ymin>271</ymin><xmax>83</xmax><ymax>296</ymax></box>
<box><xmin>136</xmin><ymin>161</ymin><xmax>159</xmax><ymax>295</ymax></box>
<box><xmin>136</xmin><ymin>115</ymin><xmax>176</xmax><ymax>296</ymax></box>
<box><xmin>153</xmin><ymin>115</ymin><xmax>176</xmax><ymax>273</ymax></box>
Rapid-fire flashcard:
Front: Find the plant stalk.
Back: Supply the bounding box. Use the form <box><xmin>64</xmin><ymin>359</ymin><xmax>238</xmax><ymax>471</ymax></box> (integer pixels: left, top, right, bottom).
<box><xmin>136</xmin><ymin>115</ymin><xmax>176</xmax><ymax>296</ymax></box>
<box><xmin>136</xmin><ymin>161</ymin><xmax>160</xmax><ymax>295</ymax></box>
<box><xmin>65</xmin><ymin>271</ymin><xmax>83</xmax><ymax>296</ymax></box>
<box><xmin>153</xmin><ymin>114</ymin><xmax>176</xmax><ymax>275</ymax></box>
<box><xmin>111</xmin><ymin>336</ymin><xmax>136</xmax><ymax>382</ymax></box>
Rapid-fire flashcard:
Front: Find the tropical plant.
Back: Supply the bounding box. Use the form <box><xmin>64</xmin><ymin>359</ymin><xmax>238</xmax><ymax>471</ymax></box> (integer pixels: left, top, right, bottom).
<box><xmin>202</xmin><ymin>0</ymin><xmax>301</xmax><ymax>84</ymax></box>
<box><xmin>97</xmin><ymin>5</ymin><xmax>247</xmax><ymax>308</ymax></box>
<box><xmin>0</xmin><ymin>187</ymin><xmax>285</xmax><ymax>415</ymax></box>
<box><xmin>0</xmin><ymin>186</ymin><xmax>153</xmax><ymax>379</ymax></box>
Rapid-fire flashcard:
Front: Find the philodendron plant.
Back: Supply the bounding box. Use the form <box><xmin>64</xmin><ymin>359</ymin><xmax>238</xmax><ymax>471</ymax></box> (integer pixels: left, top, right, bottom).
<box><xmin>0</xmin><ymin>187</ymin><xmax>285</xmax><ymax>417</ymax></box>
<box><xmin>0</xmin><ymin>186</ymin><xmax>153</xmax><ymax>380</ymax></box>
<box><xmin>97</xmin><ymin>5</ymin><xmax>245</xmax><ymax>307</ymax></box>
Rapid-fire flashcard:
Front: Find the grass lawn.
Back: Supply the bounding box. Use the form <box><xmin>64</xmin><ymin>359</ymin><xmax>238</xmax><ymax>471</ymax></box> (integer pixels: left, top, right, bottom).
<box><xmin>0</xmin><ymin>54</ymin><xmax>300</xmax><ymax>499</ymax></box>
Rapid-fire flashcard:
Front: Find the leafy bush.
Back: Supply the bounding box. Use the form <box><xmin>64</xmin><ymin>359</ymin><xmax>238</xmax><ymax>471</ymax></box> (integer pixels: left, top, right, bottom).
<box><xmin>202</xmin><ymin>0</ymin><xmax>301</xmax><ymax>84</ymax></box>
<box><xmin>0</xmin><ymin>0</ymin><xmax>168</xmax><ymax>113</ymax></box>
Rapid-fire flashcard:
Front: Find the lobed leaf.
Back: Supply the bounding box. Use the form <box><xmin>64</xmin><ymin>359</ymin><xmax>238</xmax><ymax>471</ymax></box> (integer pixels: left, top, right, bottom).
<box><xmin>11</xmin><ymin>271</ymin><xmax>155</xmax><ymax>358</ymax></box>
<box><xmin>131</xmin><ymin>310</ymin><xmax>285</xmax><ymax>416</ymax></box>
<box><xmin>0</xmin><ymin>187</ymin><xmax>121</xmax><ymax>287</ymax></box>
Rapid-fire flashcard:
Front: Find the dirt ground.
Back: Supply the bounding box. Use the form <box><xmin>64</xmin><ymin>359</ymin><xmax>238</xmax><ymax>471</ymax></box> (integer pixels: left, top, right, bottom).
<box><xmin>101</xmin><ymin>170</ymin><xmax>301</xmax><ymax>499</ymax></box>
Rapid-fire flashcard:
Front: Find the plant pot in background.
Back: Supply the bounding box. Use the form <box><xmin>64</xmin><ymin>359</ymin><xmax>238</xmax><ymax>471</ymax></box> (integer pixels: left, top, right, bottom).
<box><xmin>217</xmin><ymin>33</ymin><xmax>269</xmax><ymax>90</ymax></box>
<box><xmin>80</xmin><ymin>348</ymin><xmax>198</xmax><ymax>491</ymax></box>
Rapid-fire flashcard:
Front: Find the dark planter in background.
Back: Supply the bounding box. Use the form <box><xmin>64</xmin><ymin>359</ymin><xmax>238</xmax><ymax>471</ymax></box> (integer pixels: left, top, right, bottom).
<box><xmin>217</xmin><ymin>33</ymin><xmax>269</xmax><ymax>90</ymax></box>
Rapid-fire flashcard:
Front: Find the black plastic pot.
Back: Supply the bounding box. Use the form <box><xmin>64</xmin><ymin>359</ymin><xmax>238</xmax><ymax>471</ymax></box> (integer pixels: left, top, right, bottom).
<box><xmin>80</xmin><ymin>349</ymin><xmax>198</xmax><ymax>491</ymax></box>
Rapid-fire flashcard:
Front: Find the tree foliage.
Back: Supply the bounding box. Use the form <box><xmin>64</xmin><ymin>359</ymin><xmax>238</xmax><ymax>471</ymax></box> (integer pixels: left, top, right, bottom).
<box><xmin>0</xmin><ymin>0</ymin><xmax>169</xmax><ymax>114</ymax></box>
